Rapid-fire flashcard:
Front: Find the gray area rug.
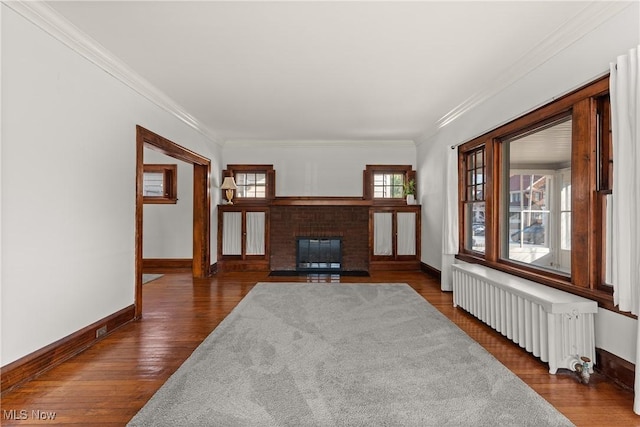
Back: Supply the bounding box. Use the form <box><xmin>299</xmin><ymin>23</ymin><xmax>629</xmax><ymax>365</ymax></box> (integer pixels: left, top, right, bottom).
<box><xmin>128</xmin><ymin>283</ymin><xmax>574</xmax><ymax>426</ymax></box>
<box><xmin>142</xmin><ymin>274</ymin><xmax>163</xmax><ymax>284</ymax></box>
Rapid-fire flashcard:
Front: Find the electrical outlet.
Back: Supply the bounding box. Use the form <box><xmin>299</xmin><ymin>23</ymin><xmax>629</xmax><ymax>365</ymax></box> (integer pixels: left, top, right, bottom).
<box><xmin>96</xmin><ymin>325</ymin><xmax>107</xmax><ymax>338</ymax></box>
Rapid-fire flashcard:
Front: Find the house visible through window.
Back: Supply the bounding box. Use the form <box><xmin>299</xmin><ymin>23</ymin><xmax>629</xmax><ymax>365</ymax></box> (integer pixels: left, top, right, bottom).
<box><xmin>501</xmin><ymin>116</ymin><xmax>571</xmax><ymax>275</ymax></box>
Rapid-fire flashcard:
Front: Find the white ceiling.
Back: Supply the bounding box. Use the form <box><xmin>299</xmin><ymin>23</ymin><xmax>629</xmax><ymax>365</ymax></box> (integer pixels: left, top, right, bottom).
<box><xmin>44</xmin><ymin>1</ymin><xmax>618</xmax><ymax>144</ymax></box>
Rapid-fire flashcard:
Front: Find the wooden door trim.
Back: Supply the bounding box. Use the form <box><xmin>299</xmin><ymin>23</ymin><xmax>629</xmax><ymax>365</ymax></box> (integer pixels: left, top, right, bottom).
<box><xmin>135</xmin><ymin>125</ymin><xmax>211</xmax><ymax>318</ymax></box>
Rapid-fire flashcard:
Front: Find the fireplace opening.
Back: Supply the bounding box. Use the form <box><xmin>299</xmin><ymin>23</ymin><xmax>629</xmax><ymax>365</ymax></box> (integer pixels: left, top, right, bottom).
<box><xmin>297</xmin><ymin>237</ymin><xmax>341</xmax><ymax>272</ymax></box>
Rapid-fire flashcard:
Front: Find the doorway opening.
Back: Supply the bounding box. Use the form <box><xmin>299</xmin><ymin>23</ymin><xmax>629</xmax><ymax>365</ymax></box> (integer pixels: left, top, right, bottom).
<box><xmin>135</xmin><ymin>125</ymin><xmax>211</xmax><ymax>318</ymax></box>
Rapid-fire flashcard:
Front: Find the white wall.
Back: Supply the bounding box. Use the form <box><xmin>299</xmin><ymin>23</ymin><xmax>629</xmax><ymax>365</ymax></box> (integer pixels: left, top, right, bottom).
<box><xmin>223</xmin><ymin>141</ymin><xmax>416</xmax><ymax>197</ymax></box>
<box><xmin>596</xmin><ymin>308</ymin><xmax>637</xmax><ymax>364</ymax></box>
<box><xmin>142</xmin><ymin>149</ymin><xmax>193</xmax><ymax>259</ymax></box>
<box><xmin>416</xmin><ymin>4</ymin><xmax>639</xmax><ymax>363</ymax></box>
<box><xmin>0</xmin><ymin>5</ymin><xmax>221</xmax><ymax>365</ymax></box>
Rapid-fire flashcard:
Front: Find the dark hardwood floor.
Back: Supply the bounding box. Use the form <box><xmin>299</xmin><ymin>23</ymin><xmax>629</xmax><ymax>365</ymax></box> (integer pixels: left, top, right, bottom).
<box><xmin>1</xmin><ymin>271</ymin><xmax>637</xmax><ymax>426</ymax></box>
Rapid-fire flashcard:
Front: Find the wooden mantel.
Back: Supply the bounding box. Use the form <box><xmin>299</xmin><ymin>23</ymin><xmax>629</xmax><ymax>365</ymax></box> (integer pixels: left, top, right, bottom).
<box><xmin>269</xmin><ymin>197</ymin><xmax>371</xmax><ymax>206</ymax></box>
<box><xmin>256</xmin><ymin>196</ymin><xmax>417</xmax><ymax>207</ymax></box>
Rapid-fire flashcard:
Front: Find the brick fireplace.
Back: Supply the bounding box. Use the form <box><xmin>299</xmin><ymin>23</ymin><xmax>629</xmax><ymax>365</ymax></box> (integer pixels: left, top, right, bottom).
<box><xmin>269</xmin><ymin>205</ymin><xmax>369</xmax><ymax>272</ymax></box>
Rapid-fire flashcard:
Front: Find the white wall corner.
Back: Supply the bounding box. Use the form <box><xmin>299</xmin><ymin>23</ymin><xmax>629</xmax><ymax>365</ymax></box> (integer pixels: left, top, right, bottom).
<box><xmin>430</xmin><ymin>1</ymin><xmax>634</xmax><ymax>136</ymax></box>
<box><xmin>2</xmin><ymin>0</ymin><xmax>224</xmax><ymax>148</ymax></box>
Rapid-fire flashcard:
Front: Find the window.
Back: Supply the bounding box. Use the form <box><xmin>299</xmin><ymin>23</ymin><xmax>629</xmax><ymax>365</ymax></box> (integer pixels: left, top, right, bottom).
<box><xmin>501</xmin><ymin>116</ymin><xmax>571</xmax><ymax>275</ymax></box>
<box><xmin>457</xmin><ymin>75</ymin><xmax>613</xmax><ymax>305</ymax></box>
<box><xmin>463</xmin><ymin>147</ymin><xmax>486</xmax><ymax>253</ymax></box>
<box><xmin>597</xmin><ymin>94</ymin><xmax>613</xmax><ymax>290</ymax></box>
<box><xmin>373</xmin><ymin>172</ymin><xmax>404</xmax><ymax>198</ymax></box>
<box><xmin>364</xmin><ymin>165</ymin><xmax>416</xmax><ymax>203</ymax></box>
<box><xmin>236</xmin><ymin>172</ymin><xmax>267</xmax><ymax>198</ymax></box>
<box><xmin>223</xmin><ymin>164</ymin><xmax>275</xmax><ymax>204</ymax></box>
<box><xmin>598</xmin><ymin>94</ymin><xmax>613</xmax><ymax>192</ymax></box>
<box><xmin>143</xmin><ymin>164</ymin><xmax>177</xmax><ymax>204</ymax></box>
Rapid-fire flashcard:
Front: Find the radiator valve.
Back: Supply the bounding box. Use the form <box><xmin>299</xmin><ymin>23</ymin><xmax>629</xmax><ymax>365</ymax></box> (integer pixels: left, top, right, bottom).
<box><xmin>573</xmin><ymin>356</ymin><xmax>591</xmax><ymax>384</ymax></box>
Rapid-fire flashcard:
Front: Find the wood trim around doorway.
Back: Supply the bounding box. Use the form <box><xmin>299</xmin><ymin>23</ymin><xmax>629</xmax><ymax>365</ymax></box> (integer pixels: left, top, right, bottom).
<box><xmin>135</xmin><ymin>126</ymin><xmax>212</xmax><ymax>319</ymax></box>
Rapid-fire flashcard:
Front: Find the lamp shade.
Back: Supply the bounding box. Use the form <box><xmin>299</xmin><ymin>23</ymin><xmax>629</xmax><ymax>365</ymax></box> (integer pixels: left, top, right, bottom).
<box><xmin>220</xmin><ymin>176</ymin><xmax>238</xmax><ymax>190</ymax></box>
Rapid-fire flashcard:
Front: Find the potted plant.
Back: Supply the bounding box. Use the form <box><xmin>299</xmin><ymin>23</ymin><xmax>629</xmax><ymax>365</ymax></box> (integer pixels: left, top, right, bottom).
<box><xmin>403</xmin><ymin>178</ymin><xmax>416</xmax><ymax>204</ymax></box>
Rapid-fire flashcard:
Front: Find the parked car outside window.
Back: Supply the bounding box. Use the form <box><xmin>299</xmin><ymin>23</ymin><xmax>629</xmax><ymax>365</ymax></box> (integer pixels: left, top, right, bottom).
<box><xmin>511</xmin><ymin>224</ymin><xmax>545</xmax><ymax>244</ymax></box>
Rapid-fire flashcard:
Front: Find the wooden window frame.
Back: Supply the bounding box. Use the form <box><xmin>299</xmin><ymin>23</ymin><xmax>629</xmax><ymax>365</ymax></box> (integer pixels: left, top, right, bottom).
<box><xmin>223</xmin><ymin>164</ymin><xmax>275</xmax><ymax>206</ymax></box>
<box><xmin>456</xmin><ymin>75</ymin><xmax>620</xmax><ymax>311</ymax></box>
<box><xmin>363</xmin><ymin>165</ymin><xmax>416</xmax><ymax>205</ymax></box>
<box><xmin>597</xmin><ymin>94</ymin><xmax>613</xmax><ymax>193</ymax></box>
<box><xmin>596</xmin><ymin>94</ymin><xmax>613</xmax><ymax>293</ymax></box>
<box><xmin>461</xmin><ymin>146</ymin><xmax>486</xmax><ymax>254</ymax></box>
<box><xmin>143</xmin><ymin>164</ymin><xmax>177</xmax><ymax>204</ymax></box>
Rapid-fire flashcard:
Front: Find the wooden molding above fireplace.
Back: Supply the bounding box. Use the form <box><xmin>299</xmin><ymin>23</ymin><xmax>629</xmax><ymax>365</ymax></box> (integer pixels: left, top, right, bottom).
<box><xmin>269</xmin><ymin>197</ymin><xmax>419</xmax><ymax>207</ymax></box>
<box><xmin>270</xmin><ymin>197</ymin><xmax>371</xmax><ymax>206</ymax></box>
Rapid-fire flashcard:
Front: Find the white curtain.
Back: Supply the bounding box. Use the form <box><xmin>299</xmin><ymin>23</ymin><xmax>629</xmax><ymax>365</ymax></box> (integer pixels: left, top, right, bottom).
<box><xmin>222</xmin><ymin>211</ymin><xmax>242</xmax><ymax>255</ymax></box>
<box><xmin>441</xmin><ymin>145</ymin><xmax>459</xmax><ymax>291</ymax></box>
<box><xmin>373</xmin><ymin>212</ymin><xmax>393</xmax><ymax>256</ymax></box>
<box><xmin>609</xmin><ymin>45</ymin><xmax>640</xmax><ymax>414</ymax></box>
<box><xmin>246</xmin><ymin>212</ymin><xmax>265</xmax><ymax>255</ymax></box>
<box><xmin>397</xmin><ymin>212</ymin><xmax>416</xmax><ymax>255</ymax></box>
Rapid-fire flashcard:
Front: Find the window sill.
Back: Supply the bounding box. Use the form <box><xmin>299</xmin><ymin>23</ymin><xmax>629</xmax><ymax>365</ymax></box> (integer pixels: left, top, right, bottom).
<box><xmin>143</xmin><ymin>197</ymin><xmax>177</xmax><ymax>204</ymax></box>
<box><xmin>371</xmin><ymin>198</ymin><xmax>412</xmax><ymax>206</ymax></box>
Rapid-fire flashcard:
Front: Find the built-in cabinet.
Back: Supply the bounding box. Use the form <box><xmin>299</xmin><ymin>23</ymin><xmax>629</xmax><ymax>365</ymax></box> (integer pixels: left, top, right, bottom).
<box><xmin>217</xmin><ymin>164</ymin><xmax>421</xmax><ymax>273</ymax></box>
<box><xmin>217</xmin><ymin>201</ymin><xmax>421</xmax><ymax>272</ymax></box>
<box><xmin>369</xmin><ymin>205</ymin><xmax>421</xmax><ymax>271</ymax></box>
<box><xmin>217</xmin><ymin>205</ymin><xmax>269</xmax><ymax>271</ymax></box>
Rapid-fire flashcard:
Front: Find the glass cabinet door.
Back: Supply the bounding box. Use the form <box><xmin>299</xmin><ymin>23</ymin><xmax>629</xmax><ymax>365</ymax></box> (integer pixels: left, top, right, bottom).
<box><xmin>373</xmin><ymin>212</ymin><xmax>393</xmax><ymax>256</ymax></box>
<box><xmin>397</xmin><ymin>212</ymin><xmax>416</xmax><ymax>256</ymax></box>
<box><xmin>245</xmin><ymin>211</ymin><xmax>265</xmax><ymax>255</ymax></box>
<box><xmin>222</xmin><ymin>211</ymin><xmax>242</xmax><ymax>255</ymax></box>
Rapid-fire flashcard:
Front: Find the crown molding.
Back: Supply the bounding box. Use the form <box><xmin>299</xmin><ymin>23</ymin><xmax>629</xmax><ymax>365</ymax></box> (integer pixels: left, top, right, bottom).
<box><xmin>224</xmin><ymin>139</ymin><xmax>416</xmax><ymax>149</ymax></box>
<box><xmin>432</xmin><ymin>1</ymin><xmax>632</xmax><ymax>133</ymax></box>
<box><xmin>3</xmin><ymin>0</ymin><xmax>223</xmax><ymax>147</ymax></box>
